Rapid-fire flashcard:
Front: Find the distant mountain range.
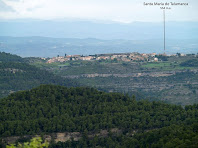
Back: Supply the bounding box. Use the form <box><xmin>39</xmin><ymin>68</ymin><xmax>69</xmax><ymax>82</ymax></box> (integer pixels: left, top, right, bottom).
<box><xmin>0</xmin><ymin>20</ymin><xmax>197</xmax><ymax>57</ymax></box>
<box><xmin>0</xmin><ymin>36</ymin><xmax>197</xmax><ymax>57</ymax></box>
<box><xmin>0</xmin><ymin>20</ymin><xmax>197</xmax><ymax>40</ymax></box>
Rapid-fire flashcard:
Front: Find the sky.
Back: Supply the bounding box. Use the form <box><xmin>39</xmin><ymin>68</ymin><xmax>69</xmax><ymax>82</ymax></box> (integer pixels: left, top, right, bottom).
<box><xmin>0</xmin><ymin>0</ymin><xmax>198</xmax><ymax>23</ymax></box>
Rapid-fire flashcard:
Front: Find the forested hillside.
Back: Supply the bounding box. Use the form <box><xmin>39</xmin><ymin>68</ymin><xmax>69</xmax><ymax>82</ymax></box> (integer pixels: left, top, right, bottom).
<box><xmin>0</xmin><ymin>85</ymin><xmax>197</xmax><ymax>147</ymax></box>
<box><xmin>0</xmin><ymin>52</ymin><xmax>24</xmax><ymax>63</ymax></box>
<box><xmin>0</xmin><ymin>52</ymin><xmax>77</xmax><ymax>98</ymax></box>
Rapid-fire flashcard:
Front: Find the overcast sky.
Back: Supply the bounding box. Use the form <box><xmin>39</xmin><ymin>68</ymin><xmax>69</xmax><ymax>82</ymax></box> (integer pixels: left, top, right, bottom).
<box><xmin>0</xmin><ymin>0</ymin><xmax>197</xmax><ymax>23</ymax></box>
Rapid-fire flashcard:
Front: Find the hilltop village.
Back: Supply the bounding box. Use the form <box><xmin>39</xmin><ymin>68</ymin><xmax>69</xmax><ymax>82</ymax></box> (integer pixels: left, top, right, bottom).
<box><xmin>46</xmin><ymin>52</ymin><xmax>187</xmax><ymax>63</ymax></box>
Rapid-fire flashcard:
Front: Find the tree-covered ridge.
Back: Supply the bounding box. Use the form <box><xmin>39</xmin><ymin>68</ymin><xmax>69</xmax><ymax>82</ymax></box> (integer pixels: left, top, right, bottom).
<box><xmin>0</xmin><ymin>85</ymin><xmax>197</xmax><ymax>142</ymax></box>
<box><xmin>0</xmin><ymin>52</ymin><xmax>24</xmax><ymax>62</ymax></box>
<box><xmin>0</xmin><ymin>62</ymin><xmax>78</xmax><ymax>98</ymax></box>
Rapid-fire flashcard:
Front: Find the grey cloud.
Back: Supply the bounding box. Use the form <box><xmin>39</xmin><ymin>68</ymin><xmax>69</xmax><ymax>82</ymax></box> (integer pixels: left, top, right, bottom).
<box><xmin>0</xmin><ymin>0</ymin><xmax>15</xmax><ymax>12</ymax></box>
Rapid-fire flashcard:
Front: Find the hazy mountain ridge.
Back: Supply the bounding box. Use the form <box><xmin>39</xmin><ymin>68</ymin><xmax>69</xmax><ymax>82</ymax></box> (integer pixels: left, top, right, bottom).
<box><xmin>1</xmin><ymin>20</ymin><xmax>197</xmax><ymax>57</ymax></box>
<box><xmin>0</xmin><ymin>36</ymin><xmax>197</xmax><ymax>57</ymax></box>
<box><xmin>0</xmin><ymin>20</ymin><xmax>197</xmax><ymax>40</ymax></box>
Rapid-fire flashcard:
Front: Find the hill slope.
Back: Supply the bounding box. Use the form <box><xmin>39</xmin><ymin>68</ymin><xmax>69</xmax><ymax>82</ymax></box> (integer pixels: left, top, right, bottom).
<box><xmin>0</xmin><ymin>85</ymin><xmax>197</xmax><ymax>147</ymax></box>
<box><xmin>0</xmin><ymin>52</ymin><xmax>77</xmax><ymax>98</ymax></box>
<box><xmin>0</xmin><ymin>52</ymin><xmax>24</xmax><ymax>62</ymax></box>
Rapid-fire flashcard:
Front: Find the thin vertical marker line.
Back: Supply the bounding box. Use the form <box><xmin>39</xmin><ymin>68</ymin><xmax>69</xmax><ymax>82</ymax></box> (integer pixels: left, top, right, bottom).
<box><xmin>164</xmin><ymin>9</ymin><xmax>165</xmax><ymax>54</ymax></box>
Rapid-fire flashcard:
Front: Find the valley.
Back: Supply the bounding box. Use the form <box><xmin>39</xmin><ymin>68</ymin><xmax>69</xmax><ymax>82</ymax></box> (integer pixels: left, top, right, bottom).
<box><xmin>30</xmin><ymin>53</ymin><xmax>198</xmax><ymax>106</ymax></box>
